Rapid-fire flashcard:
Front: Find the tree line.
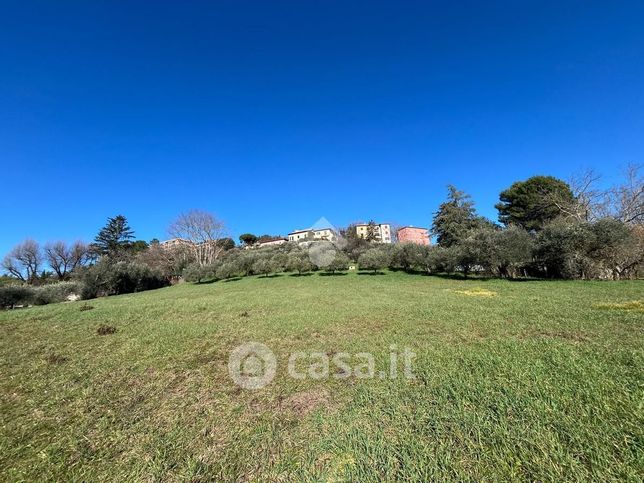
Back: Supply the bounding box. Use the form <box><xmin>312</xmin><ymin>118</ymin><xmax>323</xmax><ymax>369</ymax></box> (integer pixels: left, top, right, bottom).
<box><xmin>1</xmin><ymin>166</ymin><xmax>642</xmax><ymax>307</ymax></box>
<box><xmin>184</xmin><ymin>166</ymin><xmax>643</xmax><ymax>282</ymax></box>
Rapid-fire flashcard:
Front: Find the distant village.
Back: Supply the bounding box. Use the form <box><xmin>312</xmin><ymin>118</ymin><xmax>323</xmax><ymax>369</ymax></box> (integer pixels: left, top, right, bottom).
<box><xmin>160</xmin><ymin>221</ymin><xmax>430</xmax><ymax>250</ymax></box>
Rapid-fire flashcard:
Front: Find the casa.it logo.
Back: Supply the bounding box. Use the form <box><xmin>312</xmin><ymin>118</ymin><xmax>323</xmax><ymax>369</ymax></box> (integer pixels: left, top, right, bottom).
<box><xmin>227</xmin><ymin>342</ymin><xmax>277</xmax><ymax>389</ymax></box>
<box><xmin>228</xmin><ymin>342</ymin><xmax>416</xmax><ymax>389</ymax></box>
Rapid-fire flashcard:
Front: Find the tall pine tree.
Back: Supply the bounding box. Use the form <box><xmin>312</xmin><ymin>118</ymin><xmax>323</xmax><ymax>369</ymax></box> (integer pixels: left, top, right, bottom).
<box><xmin>92</xmin><ymin>215</ymin><xmax>135</xmax><ymax>256</ymax></box>
<box><xmin>431</xmin><ymin>185</ymin><xmax>482</xmax><ymax>247</ymax></box>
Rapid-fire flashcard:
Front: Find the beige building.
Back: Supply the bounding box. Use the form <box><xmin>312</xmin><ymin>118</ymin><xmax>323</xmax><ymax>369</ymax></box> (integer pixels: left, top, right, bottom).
<box><xmin>256</xmin><ymin>238</ymin><xmax>288</xmax><ymax>248</ymax></box>
<box><xmin>159</xmin><ymin>238</ymin><xmax>193</xmax><ymax>249</ymax></box>
<box><xmin>354</xmin><ymin>223</ymin><xmax>392</xmax><ymax>243</ymax></box>
<box><xmin>288</xmin><ymin>227</ymin><xmax>336</xmax><ymax>243</ymax></box>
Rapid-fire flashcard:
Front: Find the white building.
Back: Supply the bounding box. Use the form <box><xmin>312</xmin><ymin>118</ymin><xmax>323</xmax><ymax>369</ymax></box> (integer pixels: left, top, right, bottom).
<box><xmin>256</xmin><ymin>238</ymin><xmax>288</xmax><ymax>248</ymax></box>
<box><xmin>288</xmin><ymin>227</ymin><xmax>337</xmax><ymax>243</ymax></box>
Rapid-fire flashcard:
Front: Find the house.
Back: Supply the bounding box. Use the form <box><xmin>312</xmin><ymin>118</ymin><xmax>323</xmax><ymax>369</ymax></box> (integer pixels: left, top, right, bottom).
<box><xmin>256</xmin><ymin>237</ymin><xmax>288</xmax><ymax>248</ymax></box>
<box><xmin>288</xmin><ymin>228</ymin><xmax>337</xmax><ymax>243</ymax></box>
<box><xmin>311</xmin><ymin>227</ymin><xmax>336</xmax><ymax>241</ymax></box>
<box><xmin>354</xmin><ymin>222</ymin><xmax>392</xmax><ymax>243</ymax></box>
<box><xmin>397</xmin><ymin>226</ymin><xmax>430</xmax><ymax>245</ymax></box>
<box><xmin>159</xmin><ymin>238</ymin><xmax>193</xmax><ymax>249</ymax></box>
<box><xmin>288</xmin><ymin>219</ymin><xmax>338</xmax><ymax>243</ymax></box>
<box><xmin>288</xmin><ymin>229</ymin><xmax>312</xmax><ymax>242</ymax></box>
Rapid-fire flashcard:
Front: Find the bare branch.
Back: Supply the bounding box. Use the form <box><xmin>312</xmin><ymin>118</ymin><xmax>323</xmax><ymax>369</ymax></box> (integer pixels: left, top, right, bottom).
<box><xmin>168</xmin><ymin>210</ymin><xmax>228</xmax><ymax>266</ymax></box>
<box><xmin>2</xmin><ymin>239</ymin><xmax>42</xmax><ymax>283</ymax></box>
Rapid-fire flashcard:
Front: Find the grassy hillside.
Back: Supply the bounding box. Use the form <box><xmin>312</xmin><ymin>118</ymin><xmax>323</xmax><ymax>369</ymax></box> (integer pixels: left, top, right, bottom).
<box><xmin>1</xmin><ymin>272</ymin><xmax>642</xmax><ymax>481</ymax></box>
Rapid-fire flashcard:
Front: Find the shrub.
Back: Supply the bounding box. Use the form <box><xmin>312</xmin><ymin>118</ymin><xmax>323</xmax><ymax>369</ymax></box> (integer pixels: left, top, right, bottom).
<box><xmin>535</xmin><ymin>221</ymin><xmax>595</xmax><ymax>279</ymax></box>
<box><xmin>252</xmin><ymin>258</ymin><xmax>272</xmax><ymax>277</ymax></box>
<box><xmin>586</xmin><ymin>218</ymin><xmax>642</xmax><ymax>279</ymax></box>
<box><xmin>389</xmin><ymin>243</ymin><xmax>433</xmax><ymax>272</ymax></box>
<box><xmin>358</xmin><ymin>248</ymin><xmax>390</xmax><ymax>273</ymax></box>
<box><xmin>236</xmin><ymin>252</ymin><xmax>257</xmax><ymax>276</ymax></box>
<box><xmin>271</xmin><ymin>253</ymin><xmax>289</xmax><ymax>273</ymax></box>
<box><xmin>0</xmin><ymin>286</ymin><xmax>33</xmax><ymax>309</ymax></box>
<box><xmin>286</xmin><ymin>251</ymin><xmax>313</xmax><ymax>274</ymax></box>
<box><xmin>215</xmin><ymin>262</ymin><xmax>239</xmax><ymax>280</ymax></box>
<box><xmin>327</xmin><ymin>252</ymin><xmax>350</xmax><ymax>273</ymax></box>
<box><xmin>493</xmin><ymin>225</ymin><xmax>533</xmax><ymax>278</ymax></box>
<box><xmin>424</xmin><ymin>246</ymin><xmax>459</xmax><ymax>274</ymax></box>
<box><xmin>183</xmin><ymin>263</ymin><xmax>217</xmax><ymax>283</ymax></box>
<box><xmin>31</xmin><ymin>281</ymin><xmax>83</xmax><ymax>305</ymax></box>
<box><xmin>77</xmin><ymin>259</ymin><xmax>169</xmax><ymax>299</ymax></box>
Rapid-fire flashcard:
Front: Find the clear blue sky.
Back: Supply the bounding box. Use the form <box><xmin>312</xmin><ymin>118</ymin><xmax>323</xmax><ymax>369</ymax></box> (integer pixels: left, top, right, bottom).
<box><xmin>1</xmin><ymin>1</ymin><xmax>643</xmax><ymax>254</ymax></box>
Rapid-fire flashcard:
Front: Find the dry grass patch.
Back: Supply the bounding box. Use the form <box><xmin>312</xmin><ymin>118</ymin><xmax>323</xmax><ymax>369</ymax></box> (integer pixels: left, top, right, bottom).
<box><xmin>278</xmin><ymin>388</ymin><xmax>332</xmax><ymax>416</ymax></box>
<box><xmin>248</xmin><ymin>388</ymin><xmax>334</xmax><ymax>418</ymax></box>
<box><xmin>594</xmin><ymin>300</ymin><xmax>644</xmax><ymax>313</ymax></box>
<box><xmin>450</xmin><ymin>288</ymin><xmax>498</xmax><ymax>297</ymax></box>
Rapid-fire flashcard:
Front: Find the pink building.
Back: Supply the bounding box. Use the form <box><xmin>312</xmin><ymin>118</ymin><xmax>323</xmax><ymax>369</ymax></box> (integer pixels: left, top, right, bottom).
<box><xmin>397</xmin><ymin>226</ymin><xmax>430</xmax><ymax>245</ymax></box>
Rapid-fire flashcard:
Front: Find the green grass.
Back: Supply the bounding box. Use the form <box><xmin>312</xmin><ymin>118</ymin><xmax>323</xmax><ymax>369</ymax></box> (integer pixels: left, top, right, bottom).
<box><xmin>1</xmin><ymin>272</ymin><xmax>642</xmax><ymax>481</ymax></box>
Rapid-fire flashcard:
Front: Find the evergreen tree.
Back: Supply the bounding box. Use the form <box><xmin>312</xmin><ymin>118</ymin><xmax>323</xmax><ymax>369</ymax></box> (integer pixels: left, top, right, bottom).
<box><xmin>496</xmin><ymin>176</ymin><xmax>574</xmax><ymax>231</ymax></box>
<box><xmin>239</xmin><ymin>233</ymin><xmax>258</xmax><ymax>246</ymax></box>
<box><xmin>431</xmin><ymin>185</ymin><xmax>481</xmax><ymax>247</ymax></box>
<box><xmin>92</xmin><ymin>215</ymin><xmax>135</xmax><ymax>256</ymax></box>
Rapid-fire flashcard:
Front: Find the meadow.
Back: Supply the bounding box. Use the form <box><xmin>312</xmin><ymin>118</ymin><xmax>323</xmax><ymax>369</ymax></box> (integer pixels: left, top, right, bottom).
<box><xmin>1</xmin><ymin>272</ymin><xmax>642</xmax><ymax>481</ymax></box>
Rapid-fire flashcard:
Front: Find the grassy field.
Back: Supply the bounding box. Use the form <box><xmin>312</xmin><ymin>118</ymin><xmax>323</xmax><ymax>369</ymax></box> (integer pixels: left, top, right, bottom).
<box><xmin>1</xmin><ymin>272</ymin><xmax>642</xmax><ymax>481</ymax></box>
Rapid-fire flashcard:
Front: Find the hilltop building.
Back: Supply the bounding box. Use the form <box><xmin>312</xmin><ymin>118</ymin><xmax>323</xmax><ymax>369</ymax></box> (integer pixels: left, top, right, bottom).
<box><xmin>397</xmin><ymin>226</ymin><xmax>430</xmax><ymax>245</ymax></box>
<box><xmin>288</xmin><ymin>217</ymin><xmax>337</xmax><ymax>243</ymax></box>
<box><xmin>288</xmin><ymin>227</ymin><xmax>336</xmax><ymax>243</ymax></box>
<box><xmin>256</xmin><ymin>237</ymin><xmax>288</xmax><ymax>248</ymax></box>
<box><xmin>354</xmin><ymin>222</ymin><xmax>392</xmax><ymax>243</ymax></box>
<box><xmin>159</xmin><ymin>238</ymin><xmax>193</xmax><ymax>249</ymax></box>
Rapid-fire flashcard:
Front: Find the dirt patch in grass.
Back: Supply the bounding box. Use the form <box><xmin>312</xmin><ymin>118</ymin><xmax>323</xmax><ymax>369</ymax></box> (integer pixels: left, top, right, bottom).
<box><xmin>97</xmin><ymin>324</ymin><xmax>117</xmax><ymax>335</ymax></box>
<box><xmin>46</xmin><ymin>353</ymin><xmax>69</xmax><ymax>365</ymax></box>
<box><xmin>278</xmin><ymin>388</ymin><xmax>332</xmax><ymax>416</ymax></box>
<box><xmin>249</xmin><ymin>388</ymin><xmax>333</xmax><ymax>417</ymax></box>
<box><xmin>450</xmin><ymin>288</ymin><xmax>498</xmax><ymax>297</ymax></box>
<box><xmin>593</xmin><ymin>300</ymin><xmax>644</xmax><ymax>313</ymax></box>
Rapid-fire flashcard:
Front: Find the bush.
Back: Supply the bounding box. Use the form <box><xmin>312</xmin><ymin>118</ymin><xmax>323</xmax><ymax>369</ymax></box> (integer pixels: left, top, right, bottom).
<box><xmin>215</xmin><ymin>262</ymin><xmax>240</xmax><ymax>280</ymax></box>
<box><xmin>183</xmin><ymin>263</ymin><xmax>217</xmax><ymax>283</ymax></box>
<box><xmin>535</xmin><ymin>221</ymin><xmax>595</xmax><ymax>279</ymax></box>
<box><xmin>424</xmin><ymin>246</ymin><xmax>459</xmax><ymax>274</ymax></box>
<box><xmin>358</xmin><ymin>248</ymin><xmax>390</xmax><ymax>273</ymax></box>
<box><xmin>493</xmin><ymin>225</ymin><xmax>533</xmax><ymax>278</ymax></box>
<box><xmin>0</xmin><ymin>286</ymin><xmax>33</xmax><ymax>309</ymax></box>
<box><xmin>327</xmin><ymin>252</ymin><xmax>350</xmax><ymax>273</ymax></box>
<box><xmin>31</xmin><ymin>281</ymin><xmax>83</xmax><ymax>305</ymax></box>
<box><xmin>286</xmin><ymin>251</ymin><xmax>313</xmax><ymax>274</ymax></box>
<box><xmin>271</xmin><ymin>253</ymin><xmax>289</xmax><ymax>273</ymax></box>
<box><xmin>77</xmin><ymin>259</ymin><xmax>169</xmax><ymax>299</ymax></box>
<box><xmin>586</xmin><ymin>219</ymin><xmax>642</xmax><ymax>279</ymax></box>
<box><xmin>252</xmin><ymin>258</ymin><xmax>272</xmax><ymax>277</ymax></box>
<box><xmin>389</xmin><ymin>243</ymin><xmax>420</xmax><ymax>271</ymax></box>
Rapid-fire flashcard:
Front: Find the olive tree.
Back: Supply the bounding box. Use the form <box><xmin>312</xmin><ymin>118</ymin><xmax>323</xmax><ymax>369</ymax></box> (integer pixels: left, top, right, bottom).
<box><xmin>358</xmin><ymin>248</ymin><xmax>390</xmax><ymax>274</ymax></box>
